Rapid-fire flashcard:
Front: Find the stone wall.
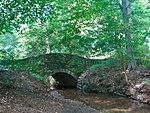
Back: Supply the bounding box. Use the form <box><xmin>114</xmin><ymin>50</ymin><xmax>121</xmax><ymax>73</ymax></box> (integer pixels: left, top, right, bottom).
<box><xmin>77</xmin><ymin>67</ymin><xmax>127</xmax><ymax>95</ymax></box>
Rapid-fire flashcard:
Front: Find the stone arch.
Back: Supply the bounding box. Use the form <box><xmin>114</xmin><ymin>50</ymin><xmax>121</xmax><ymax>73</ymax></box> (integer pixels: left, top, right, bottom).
<box><xmin>48</xmin><ymin>69</ymin><xmax>77</xmax><ymax>87</ymax></box>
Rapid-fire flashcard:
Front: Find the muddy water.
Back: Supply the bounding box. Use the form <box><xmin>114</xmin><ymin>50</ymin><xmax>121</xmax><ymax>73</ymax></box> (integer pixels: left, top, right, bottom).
<box><xmin>57</xmin><ymin>89</ymin><xmax>150</xmax><ymax>113</ymax></box>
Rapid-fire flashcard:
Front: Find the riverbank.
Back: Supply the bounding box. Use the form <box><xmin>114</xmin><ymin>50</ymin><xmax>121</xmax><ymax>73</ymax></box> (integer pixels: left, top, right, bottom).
<box><xmin>0</xmin><ymin>84</ymin><xmax>99</xmax><ymax>113</ymax></box>
<box><xmin>1</xmin><ymin>84</ymin><xmax>150</xmax><ymax>113</ymax></box>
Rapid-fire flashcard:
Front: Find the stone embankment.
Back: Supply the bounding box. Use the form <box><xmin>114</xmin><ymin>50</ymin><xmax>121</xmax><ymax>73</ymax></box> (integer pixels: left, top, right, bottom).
<box><xmin>77</xmin><ymin>67</ymin><xmax>150</xmax><ymax>104</ymax></box>
<box><xmin>126</xmin><ymin>69</ymin><xmax>150</xmax><ymax>104</ymax></box>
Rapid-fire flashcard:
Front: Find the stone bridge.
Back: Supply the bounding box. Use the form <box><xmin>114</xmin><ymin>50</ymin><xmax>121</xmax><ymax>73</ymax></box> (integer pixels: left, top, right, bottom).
<box><xmin>6</xmin><ymin>53</ymin><xmax>101</xmax><ymax>87</ymax></box>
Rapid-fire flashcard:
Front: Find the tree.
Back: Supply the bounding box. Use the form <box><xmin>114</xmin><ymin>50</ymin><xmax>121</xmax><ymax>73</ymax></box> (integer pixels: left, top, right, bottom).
<box><xmin>0</xmin><ymin>0</ymin><xmax>149</xmax><ymax>69</ymax></box>
<box><xmin>0</xmin><ymin>33</ymin><xmax>18</xmax><ymax>60</ymax></box>
<box><xmin>131</xmin><ymin>0</ymin><xmax>150</xmax><ymax>66</ymax></box>
<box><xmin>120</xmin><ymin>0</ymin><xmax>137</xmax><ymax>70</ymax></box>
<box><xmin>0</xmin><ymin>0</ymin><xmax>52</xmax><ymax>33</ymax></box>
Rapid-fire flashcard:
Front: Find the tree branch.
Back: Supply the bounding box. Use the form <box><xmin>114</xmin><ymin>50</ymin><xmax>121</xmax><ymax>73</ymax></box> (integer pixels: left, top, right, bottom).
<box><xmin>118</xmin><ymin>1</ymin><xmax>123</xmax><ymax>11</ymax></box>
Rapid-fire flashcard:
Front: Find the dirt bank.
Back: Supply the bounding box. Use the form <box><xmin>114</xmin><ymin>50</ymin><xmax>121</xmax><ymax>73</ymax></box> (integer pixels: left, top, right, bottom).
<box><xmin>0</xmin><ymin>84</ymin><xmax>99</xmax><ymax>113</ymax></box>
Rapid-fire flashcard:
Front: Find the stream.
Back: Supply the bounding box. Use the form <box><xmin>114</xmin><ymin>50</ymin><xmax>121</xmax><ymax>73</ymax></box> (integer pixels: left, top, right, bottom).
<box><xmin>57</xmin><ymin>89</ymin><xmax>150</xmax><ymax>113</ymax></box>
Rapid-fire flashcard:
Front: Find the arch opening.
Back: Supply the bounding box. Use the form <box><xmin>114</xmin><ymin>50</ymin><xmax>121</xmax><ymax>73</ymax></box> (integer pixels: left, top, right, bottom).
<box><xmin>50</xmin><ymin>72</ymin><xmax>77</xmax><ymax>88</ymax></box>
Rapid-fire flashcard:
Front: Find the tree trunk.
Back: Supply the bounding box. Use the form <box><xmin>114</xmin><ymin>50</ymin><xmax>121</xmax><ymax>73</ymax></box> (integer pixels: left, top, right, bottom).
<box><xmin>121</xmin><ymin>0</ymin><xmax>137</xmax><ymax>70</ymax></box>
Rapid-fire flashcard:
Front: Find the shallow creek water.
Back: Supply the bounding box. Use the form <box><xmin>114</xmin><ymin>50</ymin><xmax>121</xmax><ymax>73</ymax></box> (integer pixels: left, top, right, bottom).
<box><xmin>57</xmin><ymin>89</ymin><xmax>150</xmax><ymax>113</ymax></box>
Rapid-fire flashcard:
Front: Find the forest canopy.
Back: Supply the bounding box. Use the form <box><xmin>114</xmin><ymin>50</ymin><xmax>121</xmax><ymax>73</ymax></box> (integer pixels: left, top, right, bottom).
<box><xmin>0</xmin><ymin>0</ymin><xmax>150</xmax><ymax>69</ymax></box>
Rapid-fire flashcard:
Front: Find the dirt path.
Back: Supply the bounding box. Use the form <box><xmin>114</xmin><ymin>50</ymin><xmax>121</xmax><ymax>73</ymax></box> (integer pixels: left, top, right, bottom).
<box><xmin>0</xmin><ymin>84</ymin><xmax>99</xmax><ymax>113</ymax></box>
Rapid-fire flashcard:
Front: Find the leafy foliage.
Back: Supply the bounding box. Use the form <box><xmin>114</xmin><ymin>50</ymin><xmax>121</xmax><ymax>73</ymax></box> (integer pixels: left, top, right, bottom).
<box><xmin>0</xmin><ymin>0</ymin><xmax>52</xmax><ymax>33</ymax></box>
<box><xmin>0</xmin><ymin>33</ymin><xmax>18</xmax><ymax>60</ymax></box>
<box><xmin>0</xmin><ymin>0</ymin><xmax>150</xmax><ymax>67</ymax></box>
